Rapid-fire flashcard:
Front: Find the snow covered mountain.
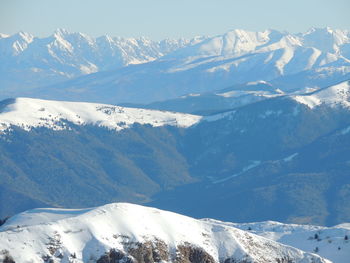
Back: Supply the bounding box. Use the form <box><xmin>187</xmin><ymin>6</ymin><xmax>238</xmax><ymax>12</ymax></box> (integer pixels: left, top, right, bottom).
<box><xmin>0</xmin><ymin>202</ymin><xmax>330</xmax><ymax>263</ymax></box>
<box><xmin>291</xmin><ymin>80</ymin><xmax>350</xmax><ymax>109</ymax></box>
<box><xmin>24</xmin><ymin>27</ymin><xmax>350</xmax><ymax>104</ymax></box>
<box><xmin>0</xmin><ymin>97</ymin><xmax>201</xmax><ymax>133</ymax></box>
<box><xmin>0</xmin><ymin>28</ymin><xmax>204</xmax><ymax>97</ymax></box>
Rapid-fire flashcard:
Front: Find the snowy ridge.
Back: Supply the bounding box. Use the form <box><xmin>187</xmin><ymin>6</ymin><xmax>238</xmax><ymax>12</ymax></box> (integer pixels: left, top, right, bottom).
<box><xmin>292</xmin><ymin>80</ymin><xmax>350</xmax><ymax>108</ymax></box>
<box><xmin>139</xmin><ymin>80</ymin><xmax>286</xmax><ymax>115</ymax></box>
<box><xmin>0</xmin><ymin>98</ymin><xmax>202</xmax><ymax>133</ymax></box>
<box><xmin>0</xmin><ymin>203</ymin><xmax>329</xmax><ymax>263</ymax></box>
<box><xmin>197</xmin><ymin>80</ymin><xmax>350</xmax><ymax>123</ymax></box>
<box><xmin>201</xmin><ymin>220</ymin><xmax>350</xmax><ymax>263</ymax></box>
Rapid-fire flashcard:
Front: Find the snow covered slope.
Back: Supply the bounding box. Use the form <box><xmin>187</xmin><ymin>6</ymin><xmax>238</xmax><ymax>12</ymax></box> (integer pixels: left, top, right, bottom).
<box><xmin>292</xmin><ymin>80</ymin><xmax>350</xmax><ymax>108</ymax></box>
<box><xmin>0</xmin><ymin>98</ymin><xmax>202</xmax><ymax>133</ymax></box>
<box><xmin>0</xmin><ymin>203</ymin><xmax>329</xmax><ymax>263</ymax></box>
<box><xmin>211</xmin><ymin>221</ymin><xmax>350</xmax><ymax>263</ymax></box>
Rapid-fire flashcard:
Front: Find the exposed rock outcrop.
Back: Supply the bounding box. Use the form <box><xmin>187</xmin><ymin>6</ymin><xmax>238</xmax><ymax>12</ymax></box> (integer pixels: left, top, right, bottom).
<box><xmin>175</xmin><ymin>243</ymin><xmax>216</xmax><ymax>263</ymax></box>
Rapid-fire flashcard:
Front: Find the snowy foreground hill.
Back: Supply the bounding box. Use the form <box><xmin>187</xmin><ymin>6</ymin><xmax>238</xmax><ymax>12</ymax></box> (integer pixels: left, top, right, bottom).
<box><xmin>0</xmin><ymin>203</ymin><xmax>333</xmax><ymax>263</ymax></box>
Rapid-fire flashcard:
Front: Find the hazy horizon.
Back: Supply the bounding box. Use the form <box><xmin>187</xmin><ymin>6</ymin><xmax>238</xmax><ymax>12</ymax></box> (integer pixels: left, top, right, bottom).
<box><xmin>1</xmin><ymin>0</ymin><xmax>349</xmax><ymax>40</ymax></box>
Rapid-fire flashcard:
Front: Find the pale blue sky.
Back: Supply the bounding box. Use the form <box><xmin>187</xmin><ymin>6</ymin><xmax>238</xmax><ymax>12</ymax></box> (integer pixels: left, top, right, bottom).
<box><xmin>1</xmin><ymin>0</ymin><xmax>349</xmax><ymax>39</ymax></box>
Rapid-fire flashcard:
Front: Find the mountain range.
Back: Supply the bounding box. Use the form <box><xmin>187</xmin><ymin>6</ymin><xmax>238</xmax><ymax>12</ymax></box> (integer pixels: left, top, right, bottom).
<box><xmin>0</xmin><ymin>28</ymin><xmax>204</xmax><ymax>99</ymax></box>
<box><xmin>1</xmin><ymin>28</ymin><xmax>350</xmax><ymax>104</ymax></box>
<box><xmin>1</xmin><ymin>27</ymin><xmax>350</xmax><ymax>263</ymax></box>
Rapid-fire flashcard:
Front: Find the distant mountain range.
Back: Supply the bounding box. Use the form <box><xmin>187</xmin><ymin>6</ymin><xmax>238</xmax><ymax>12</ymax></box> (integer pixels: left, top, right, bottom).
<box><xmin>0</xmin><ymin>202</ymin><xmax>338</xmax><ymax>263</ymax></box>
<box><xmin>1</xmin><ymin>80</ymin><xmax>350</xmax><ymax>227</ymax></box>
<box><xmin>0</xmin><ymin>28</ymin><xmax>204</xmax><ymax>98</ymax></box>
<box><xmin>1</xmin><ymin>27</ymin><xmax>350</xmax><ymax>104</ymax></box>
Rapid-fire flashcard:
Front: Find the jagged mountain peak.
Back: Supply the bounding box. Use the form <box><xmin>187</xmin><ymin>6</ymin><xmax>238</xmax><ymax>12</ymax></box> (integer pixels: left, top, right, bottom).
<box><xmin>49</xmin><ymin>29</ymin><xmax>96</xmax><ymax>49</ymax></box>
<box><xmin>53</xmin><ymin>28</ymin><xmax>70</xmax><ymax>37</ymax></box>
<box><xmin>15</xmin><ymin>31</ymin><xmax>34</xmax><ymax>42</ymax></box>
<box><xmin>0</xmin><ymin>31</ymin><xmax>35</xmax><ymax>55</ymax></box>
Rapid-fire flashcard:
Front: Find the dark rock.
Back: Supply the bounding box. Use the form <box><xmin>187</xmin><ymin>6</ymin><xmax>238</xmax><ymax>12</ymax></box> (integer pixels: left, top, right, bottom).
<box><xmin>1</xmin><ymin>250</ymin><xmax>15</xmax><ymax>263</ymax></box>
<box><xmin>175</xmin><ymin>243</ymin><xmax>216</xmax><ymax>263</ymax></box>
<box><xmin>276</xmin><ymin>257</ymin><xmax>293</xmax><ymax>263</ymax></box>
<box><xmin>3</xmin><ymin>255</ymin><xmax>15</xmax><ymax>263</ymax></box>
<box><xmin>128</xmin><ymin>239</ymin><xmax>169</xmax><ymax>263</ymax></box>
<box><xmin>0</xmin><ymin>216</ymin><xmax>9</xmax><ymax>227</ymax></box>
<box><xmin>96</xmin><ymin>249</ymin><xmax>133</xmax><ymax>263</ymax></box>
